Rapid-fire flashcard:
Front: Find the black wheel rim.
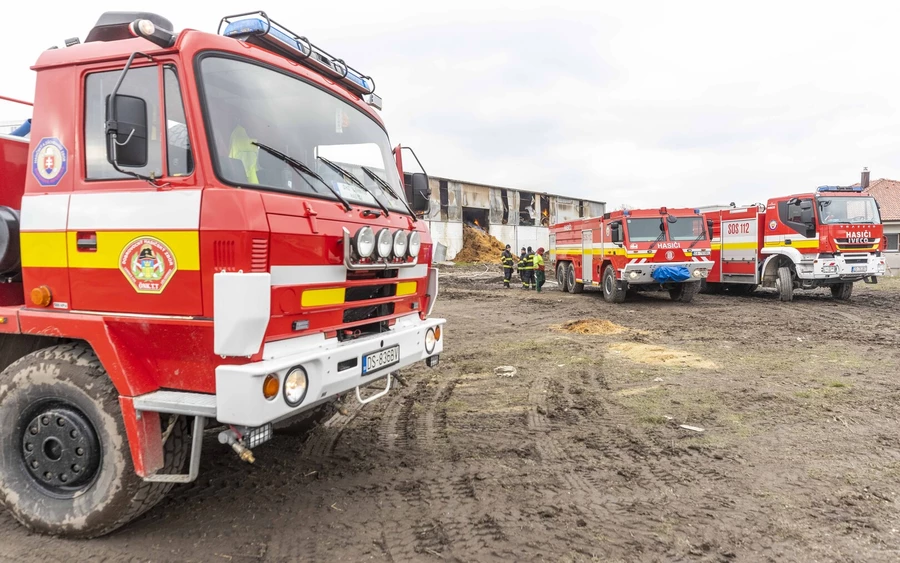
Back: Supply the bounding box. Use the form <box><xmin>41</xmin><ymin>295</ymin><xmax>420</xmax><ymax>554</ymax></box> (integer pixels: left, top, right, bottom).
<box><xmin>19</xmin><ymin>402</ymin><xmax>102</xmax><ymax>498</ymax></box>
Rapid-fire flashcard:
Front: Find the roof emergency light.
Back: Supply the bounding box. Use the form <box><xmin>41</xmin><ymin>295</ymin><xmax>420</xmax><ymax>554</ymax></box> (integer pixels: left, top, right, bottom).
<box><xmin>219</xmin><ymin>12</ymin><xmax>378</xmax><ymax>105</ymax></box>
<box><xmin>816</xmin><ymin>185</ymin><xmax>864</xmax><ymax>193</ymax></box>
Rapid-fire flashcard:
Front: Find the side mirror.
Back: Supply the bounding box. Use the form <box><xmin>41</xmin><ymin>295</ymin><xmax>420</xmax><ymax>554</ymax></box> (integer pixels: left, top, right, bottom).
<box><xmin>106</xmin><ymin>94</ymin><xmax>148</xmax><ymax>168</ymax></box>
<box><xmin>666</xmin><ymin>215</ymin><xmax>678</xmax><ymax>224</ymax></box>
<box><xmin>799</xmin><ymin>200</ymin><xmax>812</xmax><ymax>210</ymax></box>
<box><xmin>707</xmin><ymin>219</ymin><xmax>714</xmax><ymax>235</ymax></box>
<box><xmin>410</xmin><ymin>172</ymin><xmax>430</xmax><ymax>213</ymax></box>
<box><xmin>787</xmin><ymin>197</ymin><xmax>800</xmax><ymax>206</ymax></box>
<box><xmin>610</xmin><ymin>223</ymin><xmax>621</xmax><ymax>242</ymax></box>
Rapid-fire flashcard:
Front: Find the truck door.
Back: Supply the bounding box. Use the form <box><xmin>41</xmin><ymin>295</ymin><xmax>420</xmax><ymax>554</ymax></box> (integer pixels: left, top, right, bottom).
<box><xmin>68</xmin><ymin>63</ymin><xmax>203</xmax><ymax>316</ymax></box>
<box><xmin>721</xmin><ymin>215</ymin><xmax>759</xmax><ymax>284</ymax></box>
<box><xmin>582</xmin><ymin>229</ymin><xmax>593</xmax><ymax>284</ymax></box>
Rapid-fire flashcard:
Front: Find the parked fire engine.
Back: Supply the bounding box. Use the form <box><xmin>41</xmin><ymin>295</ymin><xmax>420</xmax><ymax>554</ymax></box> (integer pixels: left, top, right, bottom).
<box><xmin>0</xmin><ymin>11</ymin><xmax>444</xmax><ymax>537</ymax></box>
<box><xmin>701</xmin><ymin>185</ymin><xmax>886</xmax><ymax>301</ymax></box>
<box><xmin>550</xmin><ymin>208</ymin><xmax>713</xmax><ymax>303</ymax></box>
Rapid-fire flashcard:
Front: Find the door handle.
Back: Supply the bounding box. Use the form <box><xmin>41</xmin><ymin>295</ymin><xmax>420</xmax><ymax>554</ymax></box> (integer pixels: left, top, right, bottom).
<box><xmin>76</xmin><ymin>231</ymin><xmax>97</xmax><ymax>252</ymax></box>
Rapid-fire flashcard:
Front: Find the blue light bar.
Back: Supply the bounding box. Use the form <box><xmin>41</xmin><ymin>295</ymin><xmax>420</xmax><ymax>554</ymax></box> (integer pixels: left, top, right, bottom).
<box><xmin>816</xmin><ymin>185</ymin><xmax>864</xmax><ymax>193</ymax></box>
<box><xmin>219</xmin><ymin>12</ymin><xmax>376</xmax><ymax>98</ymax></box>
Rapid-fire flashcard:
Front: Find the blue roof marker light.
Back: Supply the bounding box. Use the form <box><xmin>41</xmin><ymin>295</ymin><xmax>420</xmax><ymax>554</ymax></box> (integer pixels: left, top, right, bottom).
<box><xmin>816</xmin><ymin>185</ymin><xmax>864</xmax><ymax>193</ymax></box>
<box><xmin>218</xmin><ymin>12</ymin><xmax>378</xmax><ymax>102</ymax></box>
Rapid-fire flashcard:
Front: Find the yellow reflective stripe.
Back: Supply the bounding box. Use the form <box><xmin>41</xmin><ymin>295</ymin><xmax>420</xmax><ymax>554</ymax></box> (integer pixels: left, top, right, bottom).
<box><xmin>66</xmin><ymin>231</ymin><xmax>200</xmax><ymax>270</ymax></box>
<box><xmin>301</xmin><ymin>287</ymin><xmax>346</xmax><ymax>307</ymax></box>
<box><xmin>764</xmin><ymin>240</ymin><xmax>819</xmax><ymax>249</ymax></box>
<box><xmin>396</xmin><ymin>281</ymin><xmax>417</xmax><ymax>296</ymax></box>
<box><xmin>722</xmin><ymin>242</ymin><xmax>758</xmax><ymax>250</ymax></box>
<box><xmin>21</xmin><ymin>232</ymin><xmax>67</xmax><ymax>268</ymax></box>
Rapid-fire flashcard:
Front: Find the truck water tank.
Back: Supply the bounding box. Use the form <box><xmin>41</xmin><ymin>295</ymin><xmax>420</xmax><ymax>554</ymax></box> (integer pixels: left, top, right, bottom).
<box><xmin>0</xmin><ymin>207</ymin><xmax>21</xmax><ymax>277</ymax></box>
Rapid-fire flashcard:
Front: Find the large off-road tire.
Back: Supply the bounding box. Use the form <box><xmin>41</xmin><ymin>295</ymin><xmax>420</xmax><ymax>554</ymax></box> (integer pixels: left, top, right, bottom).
<box><xmin>776</xmin><ymin>266</ymin><xmax>794</xmax><ymax>302</ymax></box>
<box><xmin>669</xmin><ymin>281</ymin><xmax>701</xmax><ymax>303</ymax></box>
<box><xmin>568</xmin><ymin>263</ymin><xmax>584</xmax><ymax>294</ymax></box>
<box><xmin>602</xmin><ymin>265</ymin><xmax>626</xmax><ymax>303</ymax></box>
<box><xmin>831</xmin><ymin>282</ymin><xmax>853</xmax><ymax>301</ymax></box>
<box><xmin>557</xmin><ymin>262</ymin><xmax>570</xmax><ymax>293</ymax></box>
<box><xmin>274</xmin><ymin>400</ymin><xmax>339</xmax><ymax>436</ymax></box>
<box><xmin>0</xmin><ymin>343</ymin><xmax>189</xmax><ymax>538</ymax></box>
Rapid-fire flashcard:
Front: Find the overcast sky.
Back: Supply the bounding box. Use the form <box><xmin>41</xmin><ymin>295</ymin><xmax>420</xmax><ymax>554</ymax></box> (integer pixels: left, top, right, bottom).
<box><xmin>3</xmin><ymin>1</ymin><xmax>899</xmax><ymax>209</ymax></box>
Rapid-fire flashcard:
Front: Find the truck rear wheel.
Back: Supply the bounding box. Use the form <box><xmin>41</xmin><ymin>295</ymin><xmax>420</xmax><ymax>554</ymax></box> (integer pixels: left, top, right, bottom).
<box><xmin>602</xmin><ymin>265</ymin><xmax>625</xmax><ymax>303</ymax></box>
<box><xmin>557</xmin><ymin>263</ymin><xmax>570</xmax><ymax>293</ymax></box>
<box><xmin>568</xmin><ymin>263</ymin><xmax>584</xmax><ymax>294</ymax></box>
<box><xmin>776</xmin><ymin>266</ymin><xmax>794</xmax><ymax>302</ymax></box>
<box><xmin>0</xmin><ymin>343</ymin><xmax>188</xmax><ymax>538</ymax></box>
<box><xmin>669</xmin><ymin>281</ymin><xmax>700</xmax><ymax>303</ymax></box>
<box><xmin>831</xmin><ymin>282</ymin><xmax>853</xmax><ymax>301</ymax></box>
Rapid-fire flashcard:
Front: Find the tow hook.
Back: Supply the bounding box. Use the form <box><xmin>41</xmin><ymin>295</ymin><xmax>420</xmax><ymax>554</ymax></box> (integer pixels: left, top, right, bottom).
<box><xmin>218</xmin><ymin>428</ymin><xmax>257</xmax><ymax>464</ymax></box>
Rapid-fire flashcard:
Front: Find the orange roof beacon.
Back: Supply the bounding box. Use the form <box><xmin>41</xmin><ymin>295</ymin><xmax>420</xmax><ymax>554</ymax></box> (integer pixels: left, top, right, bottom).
<box><xmin>0</xmin><ymin>11</ymin><xmax>443</xmax><ymax>537</ymax></box>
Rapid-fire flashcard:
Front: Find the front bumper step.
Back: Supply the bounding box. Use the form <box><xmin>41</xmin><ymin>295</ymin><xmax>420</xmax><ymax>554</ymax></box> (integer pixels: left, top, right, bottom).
<box><xmin>133</xmin><ymin>390</ymin><xmax>217</xmax><ymax>418</ymax></box>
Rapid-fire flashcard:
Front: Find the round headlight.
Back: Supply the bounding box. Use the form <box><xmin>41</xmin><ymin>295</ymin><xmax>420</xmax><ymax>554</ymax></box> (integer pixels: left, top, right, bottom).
<box><xmin>354</xmin><ymin>226</ymin><xmax>375</xmax><ymax>258</ymax></box>
<box><xmin>692</xmin><ymin>269</ymin><xmax>702</xmax><ymax>278</ymax></box>
<box><xmin>283</xmin><ymin>367</ymin><xmax>309</xmax><ymax>407</ymax></box>
<box><xmin>376</xmin><ymin>229</ymin><xmax>393</xmax><ymax>258</ymax></box>
<box><xmin>424</xmin><ymin>328</ymin><xmax>436</xmax><ymax>354</ymax></box>
<box><xmin>393</xmin><ymin>230</ymin><xmax>408</xmax><ymax>258</ymax></box>
<box><xmin>407</xmin><ymin>231</ymin><xmax>421</xmax><ymax>257</ymax></box>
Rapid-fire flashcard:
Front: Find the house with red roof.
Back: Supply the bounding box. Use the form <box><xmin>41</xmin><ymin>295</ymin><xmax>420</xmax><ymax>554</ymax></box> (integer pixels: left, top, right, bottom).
<box><xmin>863</xmin><ymin>176</ymin><xmax>900</xmax><ymax>272</ymax></box>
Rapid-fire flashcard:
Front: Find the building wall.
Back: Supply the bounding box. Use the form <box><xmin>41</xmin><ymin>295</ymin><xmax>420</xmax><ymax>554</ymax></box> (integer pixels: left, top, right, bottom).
<box><xmin>419</xmin><ymin>177</ymin><xmax>604</xmax><ymax>262</ymax></box>
<box><xmin>426</xmin><ymin>220</ymin><xmax>463</xmax><ymax>262</ymax></box>
<box><xmin>884</xmin><ymin>221</ymin><xmax>900</xmax><ymax>275</ymax></box>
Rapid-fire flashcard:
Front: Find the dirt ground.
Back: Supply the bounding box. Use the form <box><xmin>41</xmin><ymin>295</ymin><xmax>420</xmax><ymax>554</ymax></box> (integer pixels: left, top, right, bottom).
<box><xmin>3</xmin><ymin>266</ymin><xmax>900</xmax><ymax>562</ymax></box>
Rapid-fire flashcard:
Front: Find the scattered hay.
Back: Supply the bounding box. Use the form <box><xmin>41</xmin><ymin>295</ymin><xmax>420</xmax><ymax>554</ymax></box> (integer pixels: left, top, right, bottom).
<box><xmin>553</xmin><ymin>319</ymin><xmax>626</xmax><ymax>336</ymax></box>
<box><xmin>453</xmin><ymin>225</ymin><xmax>507</xmax><ymax>263</ymax></box>
<box><xmin>607</xmin><ymin>342</ymin><xmax>717</xmax><ymax>370</ymax></box>
<box><xmin>614</xmin><ymin>385</ymin><xmax>662</xmax><ymax>397</ymax></box>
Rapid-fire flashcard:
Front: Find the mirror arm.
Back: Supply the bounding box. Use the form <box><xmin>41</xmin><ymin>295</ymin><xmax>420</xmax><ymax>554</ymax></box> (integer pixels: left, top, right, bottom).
<box><xmin>107</xmin><ymin>51</ymin><xmax>159</xmax><ymax>185</ymax></box>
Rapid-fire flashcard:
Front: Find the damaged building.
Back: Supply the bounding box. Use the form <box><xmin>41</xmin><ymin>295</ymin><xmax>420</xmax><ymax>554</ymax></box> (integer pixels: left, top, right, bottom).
<box><xmin>407</xmin><ymin>175</ymin><xmax>606</xmax><ymax>261</ymax></box>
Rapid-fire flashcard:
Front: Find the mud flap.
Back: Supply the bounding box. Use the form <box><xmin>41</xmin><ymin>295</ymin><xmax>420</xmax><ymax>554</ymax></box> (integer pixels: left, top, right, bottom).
<box><xmin>118</xmin><ymin>397</ymin><xmax>164</xmax><ymax>478</ymax></box>
<box><xmin>864</xmin><ymin>276</ymin><xmax>878</xmax><ymax>285</ymax></box>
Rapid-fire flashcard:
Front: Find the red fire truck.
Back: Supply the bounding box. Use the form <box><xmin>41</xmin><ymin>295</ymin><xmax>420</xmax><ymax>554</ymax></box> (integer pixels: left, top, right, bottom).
<box><xmin>0</xmin><ymin>11</ymin><xmax>444</xmax><ymax>537</ymax></box>
<box><xmin>550</xmin><ymin>208</ymin><xmax>713</xmax><ymax>303</ymax></box>
<box><xmin>701</xmin><ymin>186</ymin><xmax>886</xmax><ymax>301</ymax></box>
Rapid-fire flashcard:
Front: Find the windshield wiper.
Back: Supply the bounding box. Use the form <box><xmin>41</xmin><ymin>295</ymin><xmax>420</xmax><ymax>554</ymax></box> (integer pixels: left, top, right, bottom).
<box><xmin>317</xmin><ymin>156</ymin><xmax>391</xmax><ymax>217</ymax></box>
<box><xmin>252</xmin><ymin>142</ymin><xmax>352</xmax><ymax>211</ymax></box>
<box><xmin>686</xmin><ymin>231</ymin><xmax>707</xmax><ymax>250</ymax></box>
<box><xmin>647</xmin><ymin>228</ymin><xmax>667</xmax><ymax>251</ymax></box>
<box><xmin>360</xmin><ymin>166</ymin><xmax>417</xmax><ymax>221</ymax></box>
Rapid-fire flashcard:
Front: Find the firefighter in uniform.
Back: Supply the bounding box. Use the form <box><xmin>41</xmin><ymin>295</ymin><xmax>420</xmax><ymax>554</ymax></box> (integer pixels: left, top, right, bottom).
<box><xmin>500</xmin><ymin>244</ymin><xmax>515</xmax><ymax>288</ymax></box>
<box><xmin>534</xmin><ymin>247</ymin><xmax>546</xmax><ymax>293</ymax></box>
<box><xmin>519</xmin><ymin>247</ymin><xmax>530</xmax><ymax>289</ymax></box>
<box><xmin>526</xmin><ymin>246</ymin><xmax>536</xmax><ymax>290</ymax></box>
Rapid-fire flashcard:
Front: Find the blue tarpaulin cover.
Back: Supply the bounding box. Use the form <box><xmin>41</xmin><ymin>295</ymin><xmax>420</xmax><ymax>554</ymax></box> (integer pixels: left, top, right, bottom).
<box><xmin>651</xmin><ymin>265</ymin><xmax>691</xmax><ymax>283</ymax></box>
<box><xmin>10</xmin><ymin>119</ymin><xmax>31</xmax><ymax>137</ymax></box>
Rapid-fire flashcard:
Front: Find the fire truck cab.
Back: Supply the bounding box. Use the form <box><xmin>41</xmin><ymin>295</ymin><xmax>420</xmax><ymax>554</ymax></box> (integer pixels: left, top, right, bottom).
<box><xmin>550</xmin><ymin>208</ymin><xmax>713</xmax><ymax>303</ymax></box>
<box><xmin>0</xmin><ymin>11</ymin><xmax>444</xmax><ymax>537</ymax></box>
<box><xmin>702</xmin><ymin>186</ymin><xmax>886</xmax><ymax>301</ymax></box>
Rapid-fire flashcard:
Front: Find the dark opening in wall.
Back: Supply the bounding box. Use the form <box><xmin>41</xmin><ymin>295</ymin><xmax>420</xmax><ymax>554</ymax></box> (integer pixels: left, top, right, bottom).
<box><xmin>519</xmin><ymin>192</ymin><xmax>535</xmax><ymax>226</ymax></box>
<box><xmin>500</xmin><ymin>189</ymin><xmax>510</xmax><ymax>224</ymax></box>
<box><xmin>439</xmin><ymin>180</ymin><xmax>449</xmax><ymax>221</ymax></box>
<box><xmin>540</xmin><ymin>195</ymin><xmax>550</xmax><ymax>226</ymax></box>
<box><xmin>463</xmin><ymin>207</ymin><xmax>489</xmax><ymax>229</ymax></box>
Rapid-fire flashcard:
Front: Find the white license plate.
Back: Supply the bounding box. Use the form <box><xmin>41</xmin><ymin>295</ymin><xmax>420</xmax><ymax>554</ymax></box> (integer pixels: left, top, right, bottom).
<box><xmin>851</xmin><ymin>266</ymin><xmax>866</xmax><ymax>273</ymax></box>
<box><xmin>362</xmin><ymin>345</ymin><xmax>400</xmax><ymax>375</ymax></box>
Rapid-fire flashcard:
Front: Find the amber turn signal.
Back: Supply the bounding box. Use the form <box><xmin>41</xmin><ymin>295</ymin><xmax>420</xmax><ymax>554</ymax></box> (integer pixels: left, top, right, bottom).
<box><xmin>30</xmin><ymin>286</ymin><xmax>52</xmax><ymax>307</ymax></box>
<box><xmin>262</xmin><ymin>374</ymin><xmax>280</xmax><ymax>400</ymax></box>
<box><xmin>433</xmin><ymin>326</ymin><xmax>441</xmax><ymax>341</ymax></box>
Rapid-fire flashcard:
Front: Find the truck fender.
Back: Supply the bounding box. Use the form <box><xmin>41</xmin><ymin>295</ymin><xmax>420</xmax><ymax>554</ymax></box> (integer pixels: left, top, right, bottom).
<box><xmin>760</xmin><ymin>251</ymin><xmax>798</xmax><ymax>285</ymax></box>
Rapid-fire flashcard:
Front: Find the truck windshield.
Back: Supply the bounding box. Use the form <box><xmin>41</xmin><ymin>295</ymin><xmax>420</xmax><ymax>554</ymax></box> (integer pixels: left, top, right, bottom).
<box><xmin>625</xmin><ymin>218</ymin><xmax>664</xmax><ymax>242</ymax></box>
<box><xmin>199</xmin><ymin>56</ymin><xmax>409</xmax><ymax>213</ymax></box>
<box><xmin>667</xmin><ymin>216</ymin><xmax>706</xmax><ymax>240</ymax></box>
<box><xmin>817</xmin><ymin>196</ymin><xmax>881</xmax><ymax>225</ymax></box>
